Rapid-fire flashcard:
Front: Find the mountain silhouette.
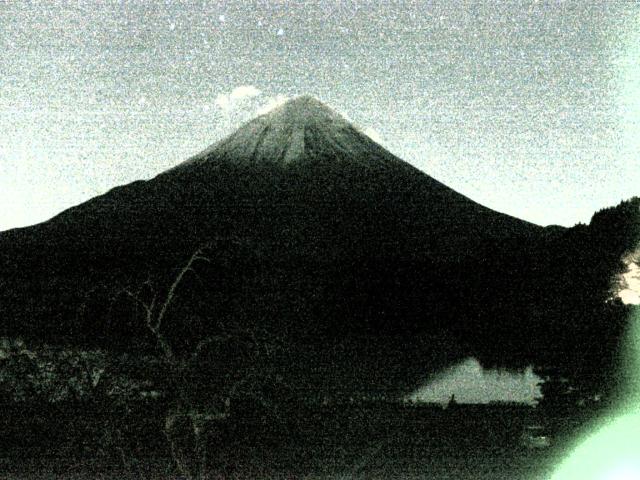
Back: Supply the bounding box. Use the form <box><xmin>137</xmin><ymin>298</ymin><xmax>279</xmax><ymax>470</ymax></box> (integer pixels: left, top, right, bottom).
<box><xmin>0</xmin><ymin>96</ymin><xmax>635</xmax><ymax>396</ymax></box>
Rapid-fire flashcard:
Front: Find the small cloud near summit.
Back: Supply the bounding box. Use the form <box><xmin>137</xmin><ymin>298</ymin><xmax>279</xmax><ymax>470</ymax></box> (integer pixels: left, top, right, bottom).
<box><xmin>209</xmin><ymin>86</ymin><xmax>291</xmax><ymax>133</ymax></box>
<box><xmin>230</xmin><ymin>85</ymin><xmax>261</xmax><ymax>101</ymax></box>
<box><xmin>214</xmin><ymin>85</ymin><xmax>262</xmax><ymax>111</ymax></box>
<box><xmin>256</xmin><ymin>94</ymin><xmax>290</xmax><ymax>115</ymax></box>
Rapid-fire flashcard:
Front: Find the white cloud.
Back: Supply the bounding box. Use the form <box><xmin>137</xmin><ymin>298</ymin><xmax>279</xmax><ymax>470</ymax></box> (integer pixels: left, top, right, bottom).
<box><xmin>255</xmin><ymin>94</ymin><xmax>289</xmax><ymax>115</ymax></box>
<box><xmin>211</xmin><ymin>86</ymin><xmax>289</xmax><ymax>122</ymax></box>
<box><xmin>214</xmin><ymin>93</ymin><xmax>230</xmax><ymax>111</ymax></box>
<box><xmin>213</xmin><ymin>85</ymin><xmax>262</xmax><ymax>113</ymax></box>
<box><xmin>229</xmin><ymin>85</ymin><xmax>261</xmax><ymax>101</ymax></box>
<box><xmin>207</xmin><ymin>87</ymin><xmax>292</xmax><ymax>137</ymax></box>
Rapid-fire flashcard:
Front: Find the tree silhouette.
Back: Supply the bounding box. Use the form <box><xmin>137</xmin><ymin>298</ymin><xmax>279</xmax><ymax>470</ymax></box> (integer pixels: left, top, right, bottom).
<box><xmin>117</xmin><ymin>243</ymin><xmax>288</xmax><ymax>480</ymax></box>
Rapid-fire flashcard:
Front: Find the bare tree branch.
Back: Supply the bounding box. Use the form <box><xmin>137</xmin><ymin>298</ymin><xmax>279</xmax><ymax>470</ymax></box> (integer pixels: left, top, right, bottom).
<box><xmin>113</xmin><ymin>248</ymin><xmax>212</xmax><ymax>363</ymax></box>
<box><xmin>156</xmin><ymin>248</ymin><xmax>210</xmax><ymax>336</ymax></box>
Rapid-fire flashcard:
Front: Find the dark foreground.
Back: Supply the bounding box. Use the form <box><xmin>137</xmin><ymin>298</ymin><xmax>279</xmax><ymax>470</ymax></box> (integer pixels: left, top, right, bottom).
<box><xmin>0</xmin><ymin>403</ymin><xmax>595</xmax><ymax>479</ymax></box>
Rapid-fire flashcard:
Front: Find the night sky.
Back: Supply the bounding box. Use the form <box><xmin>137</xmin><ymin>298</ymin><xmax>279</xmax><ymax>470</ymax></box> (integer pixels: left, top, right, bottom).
<box><xmin>1</xmin><ymin>0</ymin><xmax>638</xmax><ymax>231</ymax></box>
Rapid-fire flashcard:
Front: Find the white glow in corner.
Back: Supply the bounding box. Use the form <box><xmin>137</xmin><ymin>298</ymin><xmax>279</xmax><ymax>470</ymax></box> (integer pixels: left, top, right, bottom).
<box><xmin>603</xmin><ymin>463</ymin><xmax>640</xmax><ymax>480</ymax></box>
<box><xmin>550</xmin><ymin>409</ymin><xmax>640</xmax><ymax>480</ymax></box>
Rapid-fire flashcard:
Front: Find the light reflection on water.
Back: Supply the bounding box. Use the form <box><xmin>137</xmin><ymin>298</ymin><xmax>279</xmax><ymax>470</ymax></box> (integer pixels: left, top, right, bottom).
<box><xmin>408</xmin><ymin>357</ymin><xmax>542</xmax><ymax>405</ymax></box>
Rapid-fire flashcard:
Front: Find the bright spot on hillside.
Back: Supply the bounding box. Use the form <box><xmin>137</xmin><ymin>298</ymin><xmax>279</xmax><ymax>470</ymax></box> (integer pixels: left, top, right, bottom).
<box><xmin>617</xmin><ymin>255</ymin><xmax>640</xmax><ymax>305</ymax></box>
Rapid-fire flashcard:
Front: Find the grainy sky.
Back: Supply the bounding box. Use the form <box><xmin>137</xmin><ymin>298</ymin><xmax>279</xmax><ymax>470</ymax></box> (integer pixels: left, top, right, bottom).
<box><xmin>1</xmin><ymin>0</ymin><xmax>638</xmax><ymax>231</ymax></box>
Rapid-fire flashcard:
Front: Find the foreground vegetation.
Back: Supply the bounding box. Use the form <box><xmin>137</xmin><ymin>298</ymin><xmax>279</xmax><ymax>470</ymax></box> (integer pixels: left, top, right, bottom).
<box><xmin>0</xmin><ymin>390</ymin><xmax>599</xmax><ymax>480</ymax></box>
<box><xmin>0</xmin><ymin>337</ymin><xmax>603</xmax><ymax>479</ymax></box>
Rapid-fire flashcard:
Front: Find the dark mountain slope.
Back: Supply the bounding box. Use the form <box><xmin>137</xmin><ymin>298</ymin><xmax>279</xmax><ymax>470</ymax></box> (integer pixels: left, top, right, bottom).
<box><xmin>3</xmin><ymin>97</ymin><xmax>537</xmax><ymax>260</ymax></box>
<box><xmin>0</xmin><ymin>97</ymin><xmax>635</xmax><ymax>396</ymax></box>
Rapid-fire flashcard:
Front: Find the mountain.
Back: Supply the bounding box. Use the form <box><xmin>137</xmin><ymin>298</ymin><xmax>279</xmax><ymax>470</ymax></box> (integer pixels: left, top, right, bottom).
<box><xmin>0</xmin><ymin>96</ymin><xmax>635</xmax><ymax>396</ymax></box>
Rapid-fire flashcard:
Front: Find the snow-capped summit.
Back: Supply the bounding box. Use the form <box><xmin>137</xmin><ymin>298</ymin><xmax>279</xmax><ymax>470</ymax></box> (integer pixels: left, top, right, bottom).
<box><xmin>261</xmin><ymin>95</ymin><xmax>345</xmax><ymax>127</ymax></box>
<box><xmin>176</xmin><ymin>96</ymin><xmax>398</xmax><ymax>169</ymax></box>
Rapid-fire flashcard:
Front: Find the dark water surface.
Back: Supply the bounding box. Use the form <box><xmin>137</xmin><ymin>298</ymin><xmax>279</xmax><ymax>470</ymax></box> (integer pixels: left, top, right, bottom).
<box><xmin>0</xmin><ymin>403</ymin><xmax>592</xmax><ymax>479</ymax></box>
